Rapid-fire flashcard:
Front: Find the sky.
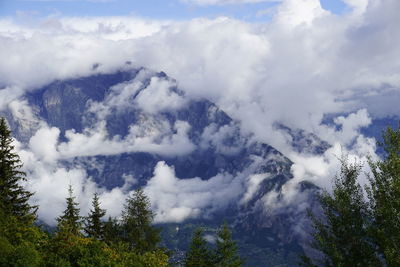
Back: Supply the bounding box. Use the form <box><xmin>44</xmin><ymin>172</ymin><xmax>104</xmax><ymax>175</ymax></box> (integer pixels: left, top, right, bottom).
<box><xmin>0</xmin><ymin>0</ymin><xmax>347</xmax><ymax>21</ymax></box>
<box><xmin>0</xmin><ymin>0</ymin><xmax>399</xmax><ymax>226</ymax></box>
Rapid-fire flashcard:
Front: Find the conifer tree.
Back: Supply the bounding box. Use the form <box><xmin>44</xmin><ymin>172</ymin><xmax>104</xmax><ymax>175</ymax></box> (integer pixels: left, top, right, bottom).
<box><xmin>185</xmin><ymin>227</ymin><xmax>213</xmax><ymax>267</ymax></box>
<box><xmin>57</xmin><ymin>185</ymin><xmax>82</xmax><ymax>236</ymax></box>
<box><xmin>121</xmin><ymin>188</ymin><xmax>160</xmax><ymax>252</ymax></box>
<box><xmin>303</xmin><ymin>159</ymin><xmax>380</xmax><ymax>266</ymax></box>
<box><xmin>0</xmin><ymin>117</ymin><xmax>36</xmax><ymax>225</ymax></box>
<box><xmin>214</xmin><ymin>223</ymin><xmax>243</xmax><ymax>267</ymax></box>
<box><xmin>84</xmin><ymin>192</ymin><xmax>106</xmax><ymax>239</ymax></box>
<box><xmin>0</xmin><ymin>118</ymin><xmax>44</xmax><ymax>265</ymax></box>
<box><xmin>367</xmin><ymin>125</ymin><xmax>400</xmax><ymax>266</ymax></box>
<box><xmin>103</xmin><ymin>216</ymin><xmax>120</xmax><ymax>244</ymax></box>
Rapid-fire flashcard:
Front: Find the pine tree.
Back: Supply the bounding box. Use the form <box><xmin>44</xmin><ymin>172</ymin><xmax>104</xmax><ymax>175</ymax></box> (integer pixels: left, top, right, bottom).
<box><xmin>185</xmin><ymin>227</ymin><xmax>213</xmax><ymax>267</ymax></box>
<box><xmin>303</xmin><ymin>159</ymin><xmax>380</xmax><ymax>266</ymax></box>
<box><xmin>0</xmin><ymin>117</ymin><xmax>36</xmax><ymax>225</ymax></box>
<box><xmin>57</xmin><ymin>185</ymin><xmax>82</xmax><ymax>236</ymax></box>
<box><xmin>367</xmin><ymin>125</ymin><xmax>400</xmax><ymax>266</ymax></box>
<box><xmin>84</xmin><ymin>192</ymin><xmax>106</xmax><ymax>239</ymax></box>
<box><xmin>121</xmin><ymin>188</ymin><xmax>160</xmax><ymax>252</ymax></box>
<box><xmin>214</xmin><ymin>223</ymin><xmax>243</xmax><ymax>267</ymax></box>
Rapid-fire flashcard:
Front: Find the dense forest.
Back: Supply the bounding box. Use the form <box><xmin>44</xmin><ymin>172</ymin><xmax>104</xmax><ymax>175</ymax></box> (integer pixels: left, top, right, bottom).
<box><xmin>1</xmin><ymin>115</ymin><xmax>400</xmax><ymax>266</ymax></box>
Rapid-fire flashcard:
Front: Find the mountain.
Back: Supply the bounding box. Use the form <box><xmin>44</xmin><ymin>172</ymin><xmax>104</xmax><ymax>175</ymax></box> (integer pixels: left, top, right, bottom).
<box><xmin>2</xmin><ymin>67</ymin><xmax>324</xmax><ymax>266</ymax></box>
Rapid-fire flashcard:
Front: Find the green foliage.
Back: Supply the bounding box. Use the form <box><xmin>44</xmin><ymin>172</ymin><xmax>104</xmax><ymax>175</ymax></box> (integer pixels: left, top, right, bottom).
<box><xmin>367</xmin><ymin>125</ymin><xmax>400</xmax><ymax>266</ymax></box>
<box><xmin>0</xmin><ymin>236</ymin><xmax>14</xmax><ymax>266</ymax></box>
<box><xmin>0</xmin><ymin>118</ymin><xmax>44</xmax><ymax>266</ymax></box>
<box><xmin>0</xmin><ymin>117</ymin><xmax>36</xmax><ymax>226</ymax></box>
<box><xmin>56</xmin><ymin>185</ymin><xmax>83</xmax><ymax>237</ymax></box>
<box><xmin>47</xmin><ymin>189</ymin><xmax>168</xmax><ymax>266</ymax></box>
<box><xmin>303</xmin><ymin>158</ymin><xmax>380</xmax><ymax>267</ymax></box>
<box><xmin>0</xmin><ymin>204</ymin><xmax>46</xmax><ymax>267</ymax></box>
<box><xmin>44</xmin><ymin>187</ymin><xmax>168</xmax><ymax>266</ymax></box>
<box><xmin>84</xmin><ymin>193</ymin><xmax>106</xmax><ymax>240</ymax></box>
<box><xmin>214</xmin><ymin>223</ymin><xmax>243</xmax><ymax>267</ymax></box>
<box><xmin>184</xmin><ymin>224</ymin><xmax>243</xmax><ymax>267</ymax></box>
<box><xmin>9</xmin><ymin>241</ymin><xmax>42</xmax><ymax>267</ymax></box>
<box><xmin>119</xmin><ymin>247</ymin><xmax>169</xmax><ymax>267</ymax></box>
<box><xmin>121</xmin><ymin>188</ymin><xmax>161</xmax><ymax>253</ymax></box>
<box><xmin>44</xmin><ymin>234</ymin><xmax>169</xmax><ymax>266</ymax></box>
<box><xmin>103</xmin><ymin>216</ymin><xmax>121</xmax><ymax>245</ymax></box>
<box><xmin>185</xmin><ymin>228</ymin><xmax>213</xmax><ymax>267</ymax></box>
<box><xmin>46</xmin><ymin>234</ymin><xmax>111</xmax><ymax>266</ymax></box>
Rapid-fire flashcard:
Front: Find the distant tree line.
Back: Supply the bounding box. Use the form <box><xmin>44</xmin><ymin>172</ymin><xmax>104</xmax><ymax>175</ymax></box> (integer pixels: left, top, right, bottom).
<box><xmin>302</xmin><ymin>125</ymin><xmax>400</xmax><ymax>266</ymax></box>
<box><xmin>0</xmin><ymin>117</ymin><xmax>242</xmax><ymax>267</ymax></box>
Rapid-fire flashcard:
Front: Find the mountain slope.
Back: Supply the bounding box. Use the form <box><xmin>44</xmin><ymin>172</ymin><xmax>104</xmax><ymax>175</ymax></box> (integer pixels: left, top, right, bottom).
<box><xmin>2</xmin><ymin>67</ymin><xmax>321</xmax><ymax>266</ymax></box>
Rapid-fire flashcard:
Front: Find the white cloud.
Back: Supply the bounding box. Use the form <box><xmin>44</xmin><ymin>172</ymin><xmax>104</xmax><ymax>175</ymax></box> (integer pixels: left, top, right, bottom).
<box><xmin>87</xmin><ymin>68</ymin><xmax>156</xmax><ymax>117</ymax></box>
<box><xmin>135</xmin><ymin>77</ymin><xmax>187</xmax><ymax>114</ymax></box>
<box><xmin>181</xmin><ymin>0</ymin><xmax>280</xmax><ymax>6</ymax></box>
<box><xmin>0</xmin><ymin>87</ymin><xmax>25</xmax><ymax>111</ymax></box>
<box><xmin>57</xmin><ymin>119</ymin><xmax>195</xmax><ymax>158</ymax></box>
<box><xmin>29</xmin><ymin>126</ymin><xmax>60</xmax><ymax>163</ymax></box>
<box><xmin>53</xmin><ymin>16</ymin><xmax>170</xmax><ymax>40</ymax></box>
<box><xmin>16</xmin><ymin>137</ymin><xmax>97</xmax><ymax>224</ymax></box>
<box><xmin>0</xmin><ymin>16</ymin><xmax>172</xmax><ymax>90</ymax></box>
<box><xmin>200</xmin><ymin>122</ymin><xmax>245</xmax><ymax>155</ymax></box>
<box><xmin>15</xmin><ymin>127</ymin><xmax>136</xmax><ymax>225</ymax></box>
<box><xmin>275</xmin><ymin>0</ymin><xmax>327</xmax><ymax>27</ymax></box>
<box><xmin>241</xmin><ymin>172</ymin><xmax>270</xmax><ymax>204</ymax></box>
<box><xmin>7</xmin><ymin>99</ymin><xmax>44</xmax><ymax>139</ymax></box>
<box><xmin>144</xmin><ymin>161</ymin><xmax>245</xmax><ymax>223</ymax></box>
<box><xmin>259</xmin><ymin>109</ymin><xmax>377</xmax><ymax>213</ymax></box>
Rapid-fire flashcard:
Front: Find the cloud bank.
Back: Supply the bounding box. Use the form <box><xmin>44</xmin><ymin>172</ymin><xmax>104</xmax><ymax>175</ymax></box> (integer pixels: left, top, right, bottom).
<box><xmin>144</xmin><ymin>161</ymin><xmax>244</xmax><ymax>223</ymax></box>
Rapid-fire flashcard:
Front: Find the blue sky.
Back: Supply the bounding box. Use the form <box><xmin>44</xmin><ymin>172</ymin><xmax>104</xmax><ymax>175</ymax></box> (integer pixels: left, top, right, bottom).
<box><xmin>0</xmin><ymin>0</ymin><xmax>347</xmax><ymax>21</ymax></box>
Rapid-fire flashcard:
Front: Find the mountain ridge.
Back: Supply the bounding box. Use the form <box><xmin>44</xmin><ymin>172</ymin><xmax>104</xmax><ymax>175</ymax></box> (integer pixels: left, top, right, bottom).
<box><xmin>1</xmin><ymin>67</ymin><xmax>323</xmax><ymax>266</ymax></box>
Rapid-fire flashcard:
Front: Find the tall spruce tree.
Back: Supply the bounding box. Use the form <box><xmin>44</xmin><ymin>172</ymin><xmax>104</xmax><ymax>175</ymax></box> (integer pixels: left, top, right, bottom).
<box><xmin>303</xmin><ymin>159</ymin><xmax>380</xmax><ymax>266</ymax></box>
<box><xmin>367</xmin><ymin>125</ymin><xmax>400</xmax><ymax>266</ymax></box>
<box><xmin>185</xmin><ymin>227</ymin><xmax>213</xmax><ymax>267</ymax></box>
<box><xmin>57</xmin><ymin>185</ymin><xmax>82</xmax><ymax>236</ymax></box>
<box><xmin>214</xmin><ymin>223</ymin><xmax>243</xmax><ymax>267</ymax></box>
<box><xmin>84</xmin><ymin>193</ymin><xmax>106</xmax><ymax>239</ymax></box>
<box><xmin>121</xmin><ymin>188</ymin><xmax>160</xmax><ymax>252</ymax></box>
<box><xmin>0</xmin><ymin>117</ymin><xmax>36</xmax><ymax>225</ymax></box>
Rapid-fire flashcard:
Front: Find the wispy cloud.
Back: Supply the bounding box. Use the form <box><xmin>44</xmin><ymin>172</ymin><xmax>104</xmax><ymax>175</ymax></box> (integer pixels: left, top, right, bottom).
<box><xmin>181</xmin><ymin>0</ymin><xmax>280</xmax><ymax>6</ymax></box>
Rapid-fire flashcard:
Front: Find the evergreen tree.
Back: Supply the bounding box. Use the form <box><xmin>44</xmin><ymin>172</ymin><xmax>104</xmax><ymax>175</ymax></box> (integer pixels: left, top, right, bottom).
<box><xmin>121</xmin><ymin>188</ymin><xmax>160</xmax><ymax>252</ymax></box>
<box><xmin>0</xmin><ymin>117</ymin><xmax>36</xmax><ymax>225</ymax></box>
<box><xmin>214</xmin><ymin>223</ymin><xmax>243</xmax><ymax>267</ymax></box>
<box><xmin>0</xmin><ymin>118</ymin><xmax>44</xmax><ymax>266</ymax></box>
<box><xmin>185</xmin><ymin>227</ymin><xmax>213</xmax><ymax>267</ymax></box>
<box><xmin>303</xmin><ymin>159</ymin><xmax>380</xmax><ymax>266</ymax></box>
<box><xmin>56</xmin><ymin>185</ymin><xmax>82</xmax><ymax>236</ymax></box>
<box><xmin>367</xmin><ymin>125</ymin><xmax>400</xmax><ymax>266</ymax></box>
<box><xmin>103</xmin><ymin>216</ymin><xmax>121</xmax><ymax>244</ymax></box>
<box><xmin>84</xmin><ymin>192</ymin><xmax>106</xmax><ymax>239</ymax></box>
